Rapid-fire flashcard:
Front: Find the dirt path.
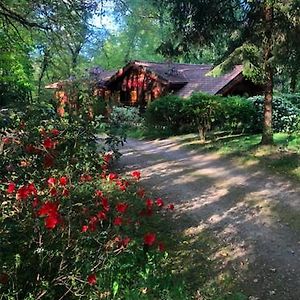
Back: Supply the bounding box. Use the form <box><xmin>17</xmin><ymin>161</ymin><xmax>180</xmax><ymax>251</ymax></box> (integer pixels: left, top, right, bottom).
<box><xmin>119</xmin><ymin>138</ymin><xmax>300</xmax><ymax>300</ymax></box>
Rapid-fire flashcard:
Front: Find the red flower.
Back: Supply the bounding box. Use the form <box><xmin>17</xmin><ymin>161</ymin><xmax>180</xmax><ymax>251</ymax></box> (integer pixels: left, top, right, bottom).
<box><xmin>116</xmin><ymin>203</ymin><xmax>128</xmax><ymax>214</ymax></box>
<box><xmin>27</xmin><ymin>183</ymin><xmax>38</xmax><ymax>196</ymax></box>
<box><xmin>2</xmin><ymin>137</ymin><xmax>10</xmax><ymax>144</ymax></box>
<box><xmin>50</xmin><ymin>129</ymin><xmax>60</xmax><ymax>136</ymax></box>
<box><xmin>59</xmin><ymin>176</ymin><xmax>68</xmax><ymax>186</ymax></box>
<box><xmin>113</xmin><ymin>217</ymin><xmax>123</xmax><ymax>226</ymax></box>
<box><xmin>50</xmin><ymin>188</ymin><xmax>57</xmax><ymax>197</ymax></box>
<box><xmin>144</xmin><ymin>233</ymin><xmax>156</xmax><ymax>246</ymax></box>
<box><xmin>88</xmin><ymin>216</ymin><xmax>98</xmax><ymax>232</ymax></box>
<box><xmin>81</xmin><ymin>225</ymin><xmax>89</xmax><ymax>233</ymax></box>
<box><xmin>7</xmin><ymin>182</ymin><xmax>16</xmax><ymax>194</ymax></box>
<box><xmin>108</xmin><ymin>173</ymin><xmax>118</xmax><ymax>181</ymax></box>
<box><xmin>43</xmin><ymin>137</ymin><xmax>55</xmax><ymax>149</ymax></box>
<box><xmin>96</xmin><ymin>211</ymin><xmax>107</xmax><ymax>220</ymax></box>
<box><xmin>115</xmin><ymin>180</ymin><xmax>127</xmax><ymax>191</ymax></box>
<box><xmin>122</xmin><ymin>237</ymin><xmax>131</xmax><ymax>247</ymax></box>
<box><xmin>95</xmin><ymin>190</ymin><xmax>103</xmax><ymax>198</ymax></box>
<box><xmin>37</xmin><ymin>202</ymin><xmax>58</xmax><ymax>217</ymax></box>
<box><xmin>146</xmin><ymin>199</ymin><xmax>153</xmax><ymax>208</ymax></box>
<box><xmin>16</xmin><ymin>185</ymin><xmax>30</xmax><ymax>201</ymax></box>
<box><xmin>32</xmin><ymin>197</ymin><xmax>39</xmax><ymax>208</ymax></box>
<box><xmin>87</xmin><ymin>274</ymin><xmax>97</xmax><ymax>285</ymax></box>
<box><xmin>115</xmin><ymin>236</ymin><xmax>131</xmax><ymax>248</ymax></box>
<box><xmin>103</xmin><ymin>153</ymin><xmax>112</xmax><ymax>163</ymax></box>
<box><xmin>45</xmin><ymin>214</ymin><xmax>59</xmax><ymax>229</ymax></box>
<box><xmin>156</xmin><ymin>198</ymin><xmax>164</xmax><ymax>207</ymax></box>
<box><xmin>47</xmin><ymin>177</ymin><xmax>56</xmax><ymax>187</ymax></box>
<box><xmin>80</xmin><ymin>174</ymin><xmax>92</xmax><ymax>182</ymax></box>
<box><xmin>168</xmin><ymin>204</ymin><xmax>175</xmax><ymax>210</ymax></box>
<box><xmin>62</xmin><ymin>188</ymin><xmax>69</xmax><ymax>197</ymax></box>
<box><xmin>158</xmin><ymin>242</ymin><xmax>165</xmax><ymax>252</ymax></box>
<box><xmin>131</xmin><ymin>170</ymin><xmax>141</xmax><ymax>180</ymax></box>
<box><xmin>101</xmin><ymin>197</ymin><xmax>110</xmax><ymax>212</ymax></box>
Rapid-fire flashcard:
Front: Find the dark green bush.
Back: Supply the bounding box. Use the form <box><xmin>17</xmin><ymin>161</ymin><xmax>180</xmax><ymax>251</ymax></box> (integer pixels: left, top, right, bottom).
<box><xmin>277</xmin><ymin>93</ymin><xmax>300</xmax><ymax>110</ymax></box>
<box><xmin>145</xmin><ymin>93</ymin><xmax>257</xmax><ymax>140</ymax></box>
<box><xmin>145</xmin><ymin>95</ymin><xmax>185</xmax><ymax>133</ymax></box>
<box><xmin>182</xmin><ymin>93</ymin><xmax>221</xmax><ymax>140</ymax></box>
<box><xmin>217</xmin><ymin>96</ymin><xmax>256</xmax><ymax>132</ymax></box>
<box><xmin>249</xmin><ymin>95</ymin><xmax>300</xmax><ymax>133</ymax></box>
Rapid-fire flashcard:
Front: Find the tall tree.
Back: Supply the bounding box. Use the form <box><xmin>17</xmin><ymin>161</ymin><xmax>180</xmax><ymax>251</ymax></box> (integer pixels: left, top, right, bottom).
<box><xmin>151</xmin><ymin>0</ymin><xmax>299</xmax><ymax>145</ymax></box>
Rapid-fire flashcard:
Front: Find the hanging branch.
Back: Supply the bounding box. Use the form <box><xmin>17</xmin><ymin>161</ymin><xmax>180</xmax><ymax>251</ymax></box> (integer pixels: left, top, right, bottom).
<box><xmin>0</xmin><ymin>1</ymin><xmax>50</xmax><ymax>30</ymax></box>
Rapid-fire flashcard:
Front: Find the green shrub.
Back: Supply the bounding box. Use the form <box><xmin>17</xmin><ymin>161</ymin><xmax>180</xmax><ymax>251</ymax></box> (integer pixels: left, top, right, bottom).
<box><xmin>145</xmin><ymin>95</ymin><xmax>185</xmax><ymax>133</ymax></box>
<box><xmin>110</xmin><ymin>106</ymin><xmax>142</xmax><ymax>129</ymax></box>
<box><xmin>249</xmin><ymin>95</ymin><xmax>300</xmax><ymax>133</ymax></box>
<box><xmin>217</xmin><ymin>96</ymin><xmax>256</xmax><ymax>132</ymax></box>
<box><xmin>145</xmin><ymin>93</ymin><xmax>258</xmax><ymax>139</ymax></box>
<box><xmin>277</xmin><ymin>93</ymin><xmax>300</xmax><ymax>110</ymax></box>
<box><xmin>182</xmin><ymin>93</ymin><xmax>221</xmax><ymax>141</ymax></box>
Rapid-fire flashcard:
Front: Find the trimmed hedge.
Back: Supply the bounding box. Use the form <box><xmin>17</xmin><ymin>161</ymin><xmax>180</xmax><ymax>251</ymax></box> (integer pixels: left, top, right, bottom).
<box><xmin>145</xmin><ymin>93</ymin><xmax>300</xmax><ymax>139</ymax></box>
<box><xmin>146</xmin><ymin>93</ymin><xmax>256</xmax><ymax>140</ymax></box>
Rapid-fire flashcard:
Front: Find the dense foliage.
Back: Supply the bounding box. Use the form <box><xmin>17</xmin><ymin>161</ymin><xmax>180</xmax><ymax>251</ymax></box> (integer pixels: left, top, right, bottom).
<box><xmin>146</xmin><ymin>93</ymin><xmax>256</xmax><ymax>140</ymax></box>
<box><xmin>0</xmin><ymin>94</ymin><xmax>184</xmax><ymax>299</ymax></box>
<box><xmin>250</xmin><ymin>95</ymin><xmax>300</xmax><ymax>133</ymax></box>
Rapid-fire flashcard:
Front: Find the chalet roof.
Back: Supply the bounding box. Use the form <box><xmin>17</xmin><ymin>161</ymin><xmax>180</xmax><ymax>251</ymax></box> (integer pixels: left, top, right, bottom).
<box><xmin>45</xmin><ymin>68</ymin><xmax>116</xmax><ymax>89</ymax></box>
<box><xmin>107</xmin><ymin>60</ymin><xmax>244</xmax><ymax>97</ymax></box>
<box><xmin>45</xmin><ymin>61</ymin><xmax>244</xmax><ymax>97</ymax></box>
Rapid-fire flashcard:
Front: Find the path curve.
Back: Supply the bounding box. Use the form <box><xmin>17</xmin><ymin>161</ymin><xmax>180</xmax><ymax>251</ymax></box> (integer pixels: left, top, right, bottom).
<box><xmin>119</xmin><ymin>138</ymin><xmax>300</xmax><ymax>300</ymax></box>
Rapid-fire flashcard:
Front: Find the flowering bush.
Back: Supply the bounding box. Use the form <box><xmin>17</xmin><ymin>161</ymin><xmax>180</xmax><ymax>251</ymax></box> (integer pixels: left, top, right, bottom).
<box><xmin>0</xmin><ymin>101</ymin><xmax>185</xmax><ymax>299</ymax></box>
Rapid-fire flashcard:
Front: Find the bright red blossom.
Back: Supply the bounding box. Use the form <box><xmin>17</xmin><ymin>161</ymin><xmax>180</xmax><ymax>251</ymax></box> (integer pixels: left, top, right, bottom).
<box><xmin>131</xmin><ymin>170</ymin><xmax>141</xmax><ymax>180</ymax></box>
<box><xmin>96</xmin><ymin>211</ymin><xmax>107</xmax><ymax>220</ymax></box>
<box><xmin>50</xmin><ymin>129</ymin><xmax>60</xmax><ymax>136</ymax></box>
<box><xmin>158</xmin><ymin>242</ymin><xmax>165</xmax><ymax>252</ymax></box>
<box><xmin>81</xmin><ymin>225</ymin><xmax>89</xmax><ymax>233</ymax></box>
<box><xmin>108</xmin><ymin>173</ymin><xmax>118</xmax><ymax>181</ymax></box>
<box><xmin>47</xmin><ymin>177</ymin><xmax>57</xmax><ymax>187</ymax></box>
<box><xmin>43</xmin><ymin>137</ymin><xmax>55</xmax><ymax>149</ymax></box>
<box><xmin>87</xmin><ymin>274</ymin><xmax>97</xmax><ymax>285</ymax></box>
<box><xmin>16</xmin><ymin>186</ymin><xmax>30</xmax><ymax>201</ymax></box>
<box><xmin>45</xmin><ymin>215</ymin><xmax>60</xmax><ymax>229</ymax></box>
<box><xmin>144</xmin><ymin>233</ymin><xmax>156</xmax><ymax>246</ymax></box>
<box><xmin>7</xmin><ymin>182</ymin><xmax>16</xmax><ymax>194</ymax></box>
<box><xmin>38</xmin><ymin>202</ymin><xmax>60</xmax><ymax>230</ymax></box>
<box><xmin>101</xmin><ymin>197</ymin><xmax>110</xmax><ymax>212</ymax></box>
<box><xmin>113</xmin><ymin>217</ymin><xmax>123</xmax><ymax>226</ymax></box>
<box><xmin>116</xmin><ymin>203</ymin><xmax>128</xmax><ymax>214</ymax></box>
<box><xmin>168</xmin><ymin>204</ymin><xmax>175</xmax><ymax>210</ymax></box>
<box><xmin>59</xmin><ymin>176</ymin><xmax>68</xmax><ymax>186</ymax></box>
<box><xmin>156</xmin><ymin>198</ymin><xmax>164</xmax><ymax>207</ymax></box>
<box><xmin>146</xmin><ymin>199</ymin><xmax>153</xmax><ymax>208</ymax></box>
<box><xmin>95</xmin><ymin>190</ymin><xmax>103</xmax><ymax>198</ymax></box>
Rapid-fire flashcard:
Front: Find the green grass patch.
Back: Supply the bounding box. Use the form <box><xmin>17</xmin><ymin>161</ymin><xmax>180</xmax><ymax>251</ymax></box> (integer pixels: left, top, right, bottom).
<box><xmin>178</xmin><ymin>132</ymin><xmax>300</xmax><ymax>181</ymax></box>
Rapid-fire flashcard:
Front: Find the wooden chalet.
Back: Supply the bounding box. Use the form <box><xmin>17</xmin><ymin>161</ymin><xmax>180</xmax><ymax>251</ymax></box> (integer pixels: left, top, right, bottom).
<box><xmin>102</xmin><ymin>61</ymin><xmax>263</xmax><ymax>107</ymax></box>
<box><xmin>46</xmin><ymin>61</ymin><xmax>263</xmax><ymax>115</ymax></box>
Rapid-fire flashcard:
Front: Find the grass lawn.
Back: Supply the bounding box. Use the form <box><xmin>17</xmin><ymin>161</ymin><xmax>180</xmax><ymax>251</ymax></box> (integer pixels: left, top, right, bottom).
<box><xmin>175</xmin><ymin>132</ymin><xmax>300</xmax><ymax>181</ymax></box>
<box><xmin>128</xmin><ymin>127</ymin><xmax>300</xmax><ymax>182</ymax></box>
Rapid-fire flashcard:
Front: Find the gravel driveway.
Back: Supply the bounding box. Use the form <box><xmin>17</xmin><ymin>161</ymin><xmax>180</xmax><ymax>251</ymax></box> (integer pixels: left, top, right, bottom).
<box><xmin>119</xmin><ymin>138</ymin><xmax>300</xmax><ymax>300</ymax></box>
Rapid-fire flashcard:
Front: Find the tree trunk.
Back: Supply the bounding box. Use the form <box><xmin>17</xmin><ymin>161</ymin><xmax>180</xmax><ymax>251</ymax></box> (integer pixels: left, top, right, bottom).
<box><xmin>37</xmin><ymin>48</ymin><xmax>50</xmax><ymax>98</ymax></box>
<box><xmin>261</xmin><ymin>1</ymin><xmax>274</xmax><ymax>145</ymax></box>
<box><xmin>290</xmin><ymin>70</ymin><xmax>298</xmax><ymax>93</ymax></box>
